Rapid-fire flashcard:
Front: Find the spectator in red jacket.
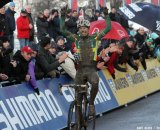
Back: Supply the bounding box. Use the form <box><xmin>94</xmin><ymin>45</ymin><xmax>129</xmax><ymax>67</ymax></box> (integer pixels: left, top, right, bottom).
<box><xmin>16</xmin><ymin>9</ymin><xmax>33</xmax><ymax>49</ymax></box>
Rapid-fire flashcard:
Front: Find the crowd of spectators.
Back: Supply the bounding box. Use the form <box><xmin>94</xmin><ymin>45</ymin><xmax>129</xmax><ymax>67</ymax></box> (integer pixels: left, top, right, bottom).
<box><xmin>1</xmin><ymin>2</ymin><xmax>160</xmax><ymax>95</ymax></box>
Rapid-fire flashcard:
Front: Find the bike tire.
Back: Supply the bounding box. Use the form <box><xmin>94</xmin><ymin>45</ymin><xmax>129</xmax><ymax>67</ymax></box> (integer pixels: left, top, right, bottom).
<box><xmin>67</xmin><ymin>101</ymin><xmax>76</xmax><ymax>130</ymax></box>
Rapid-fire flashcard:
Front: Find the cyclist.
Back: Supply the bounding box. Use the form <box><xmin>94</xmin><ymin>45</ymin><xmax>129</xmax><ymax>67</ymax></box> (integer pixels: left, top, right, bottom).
<box><xmin>60</xmin><ymin>7</ymin><xmax>111</xmax><ymax>116</ymax></box>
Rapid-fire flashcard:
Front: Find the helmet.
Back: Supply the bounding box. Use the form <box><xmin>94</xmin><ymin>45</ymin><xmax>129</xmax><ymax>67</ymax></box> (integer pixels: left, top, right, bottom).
<box><xmin>77</xmin><ymin>19</ymin><xmax>90</xmax><ymax>28</ymax></box>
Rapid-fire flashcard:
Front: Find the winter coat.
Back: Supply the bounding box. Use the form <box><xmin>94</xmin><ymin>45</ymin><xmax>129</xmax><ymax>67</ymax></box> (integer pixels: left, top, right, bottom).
<box><xmin>5</xmin><ymin>8</ymin><xmax>16</xmax><ymax>35</ymax></box>
<box><xmin>36</xmin><ymin>17</ymin><xmax>49</xmax><ymax>40</ymax></box>
<box><xmin>109</xmin><ymin>12</ymin><xmax>117</xmax><ymax>21</ymax></box>
<box><xmin>48</xmin><ymin>16</ymin><xmax>60</xmax><ymax>40</ymax></box>
<box><xmin>0</xmin><ymin>14</ymin><xmax>9</xmax><ymax>37</ymax></box>
<box><xmin>134</xmin><ymin>33</ymin><xmax>147</xmax><ymax>47</ymax></box>
<box><xmin>10</xmin><ymin>50</ymin><xmax>30</xmax><ymax>81</ymax></box>
<box><xmin>119</xmin><ymin>44</ymin><xmax>138</xmax><ymax>71</ymax></box>
<box><xmin>35</xmin><ymin>46</ymin><xmax>60</xmax><ymax>75</ymax></box>
<box><xmin>65</xmin><ymin>15</ymin><xmax>78</xmax><ymax>34</ymax></box>
<box><xmin>27</xmin><ymin>13</ymin><xmax>34</xmax><ymax>41</ymax></box>
<box><xmin>0</xmin><ymin>48</ymin><xmax>13</xmax><ymax>75</ymax></box>
<box><xmin>16</xmin><ymin>15</ymin><xmax>30</xmax><ymax>39</ymax></box>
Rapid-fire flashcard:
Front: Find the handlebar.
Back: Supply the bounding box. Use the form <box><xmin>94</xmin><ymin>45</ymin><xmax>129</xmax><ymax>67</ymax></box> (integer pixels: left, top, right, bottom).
<box><xmin>59</xmin><ymin>83</ymin><xmax>88</xmax><ymax>95</ymax></box>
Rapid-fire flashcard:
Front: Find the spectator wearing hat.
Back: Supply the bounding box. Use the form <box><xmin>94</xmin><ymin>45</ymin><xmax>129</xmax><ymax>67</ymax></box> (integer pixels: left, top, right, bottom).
<box><xmin>25</xmin><ymin>5</ymin><xmax>34</xmax><ymax>44</ymax></box>
<box><xmin>10</xmin><ymin>46</ymin><xmax>33</xmax><ymax>82</ymax></box>
<box><xmin>5</xmin><ymin>2</ymin><xmax>16</xmax><ymax>49</ymax></box>
<box><xmin>28</xmin><ymin>43</ymin><xmax>40</xmax><ymax>95</ymax></box>
<box><xmin>52</xmin><ymin>36</ymin><xmax>77</xmax><ymax>79</ymax></box>
<box><xmin>16</xmin><ymin>9</ymin><xmax>32</xmax><ymax>49</ymax></box>
<box><xmin>118</xmin><ymin>36</ymin><xmax>139</xmax><ymax>71</ymax></box>
<box><xmin>0</xmin><ymin>37</ymin><xmax>12</xmax><ymax>79</ymax></box>
<box><xmin>65</xmin><ymin>9</ymin><xmax>78</xmax><ymax>34</ymax></box>
<box><xmin>36</xmin><ymin>36</ymin><xmax>68</xmax><ymax>78</ymax></box>
<box><xmin>0</xmin><ymin>6</ymin><xmax>9</xmax><ymax>37</ymax></box>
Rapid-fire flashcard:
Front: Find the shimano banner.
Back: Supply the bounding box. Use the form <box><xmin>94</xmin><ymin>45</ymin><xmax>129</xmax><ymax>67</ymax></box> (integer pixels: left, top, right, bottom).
<box><xmin>0</xmin><ymin>72</ymin><xmax>118</xmax><ymax>130</ymax></box>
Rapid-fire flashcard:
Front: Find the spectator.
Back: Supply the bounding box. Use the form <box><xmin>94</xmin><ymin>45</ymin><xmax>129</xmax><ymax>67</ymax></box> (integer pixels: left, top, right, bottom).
<box><xmin>36</xmin><ymin>12</ymin><xmax>49</xmax><ymax>41</ymax></box>
<box><xmin>28</xmin><ymin>43</ymin><xmax>40</xmax><ymax>95</ymax></box>
<box><xmin>54</xmin><ymin>36</ymin><xmax>77</xmax><ymax>79</ymax></box>
<box><xmin>16</xmin><ymin>9</ymin><xmax>32</xmax><ymax>49</ymax></box>
<box><xmin>35</xmin><ymin>36</ymin><xmax>67</xmax><ymax>78</ymax></box>
<box><xmin>43</xmin><ymin>9</ymin><xmax>50</xmax><ymax>20</ymax></box>
<box><xmin>48</xmin><ymin>9</ymin><xmax>60</xmax><ymax>40</ymax></box>
<box><xmin>90</xmin><ymin>10</ymin><xmax>100</xmax><ymax>22</ymax></box>
<box><xmin>65</xmin><ymin>9</ymin><xmax>78</xmax><ymax>34</ymax></box>
<box><xmin>49</xmin><ymin>42</ymin><xmax>57</xmax><ymax>58</ymax></box>
<box><xmin>25</xmin><ymin>5</ymin><xmax>34</xmax><ymax>44</ymax></box>
<box><xmin>5</xmin><ymin>2</ymin><xmax>16</xmax><ymax>49</ymax></box>
<box><xmin>0</xmin><ymin>37</ymin><xmax>13</xmax><ymax>76</ymax></box>
<box><xmin>134</xmin><ymin>27</ymin><xmax>147</xmax><ymax>48</ymax></box>
<box><xmin>0</xmin><ymin>6</ymin><xmax>9</xmax><ymax>37</ymax></box>
<box><xmin>109</xmin><ymin>7</ymin><xmax>117</xmax><ymax>21</ymax></box>
<box><xmin>10</xmin><ymin>46</ymin><xmax>33</xmax><ymax>82</ymax></box>
<box><xmin>97</xmin><ymin>42</ymin><xmax>126</xmax><ymax>79</ymax></box>
<box><xmin>118</xmin><ymin>37</ymin><xmax>139</xmax><ymax>71</ymax></box>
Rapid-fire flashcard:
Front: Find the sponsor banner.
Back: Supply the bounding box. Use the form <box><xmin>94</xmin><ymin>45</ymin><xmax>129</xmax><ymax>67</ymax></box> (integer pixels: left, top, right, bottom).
<box><xmin>102</xmin><ymin>59</ymin><xmax>160</xmax><ymax>105</ymax></box>
<box><xmin>0</xmin><ymin>73</ymin><xmax>118</xmax><ymax>130</ymax></box>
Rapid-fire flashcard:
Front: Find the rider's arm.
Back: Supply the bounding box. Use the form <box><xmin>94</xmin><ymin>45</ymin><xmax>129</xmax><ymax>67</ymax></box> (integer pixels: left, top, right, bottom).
<box><xmin>60</xmin><ymin>15</ymin><xmax>77</xmax><ymax>42</ymax></box>
<box><xmin>95</xmin><ymin>15</ymin><xmax>111</xmax><ymax>41</ymax></box>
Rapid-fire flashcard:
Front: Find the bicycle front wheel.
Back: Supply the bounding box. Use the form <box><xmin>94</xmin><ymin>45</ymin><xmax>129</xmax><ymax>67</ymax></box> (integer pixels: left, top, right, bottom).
<box><xmin>67</xmin><ymin>101</ymin><xmax>76</xmax><ymax>130</ymax></box>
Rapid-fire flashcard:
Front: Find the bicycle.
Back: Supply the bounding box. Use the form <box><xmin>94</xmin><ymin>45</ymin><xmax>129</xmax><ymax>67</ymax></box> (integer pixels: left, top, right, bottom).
<box><xmin>59</xmin><ymin>83</ymin><xmax>96</xmax><ymax>130</ymax></box>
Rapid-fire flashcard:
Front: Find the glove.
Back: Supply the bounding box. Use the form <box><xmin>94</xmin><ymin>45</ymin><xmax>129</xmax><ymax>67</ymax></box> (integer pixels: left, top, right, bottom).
<box><xmin>34</xmin><ymin>88</ymin><xmax>40</xmax><ymax>95</ymax></box>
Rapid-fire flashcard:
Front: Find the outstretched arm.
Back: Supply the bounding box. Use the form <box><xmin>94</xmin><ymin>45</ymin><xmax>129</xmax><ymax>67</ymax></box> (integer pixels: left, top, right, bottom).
<box><xmin>95</xmin><ymin>15</ymin><xmax>111</xmax><ymax>40</ymax></box>
<box><xmin>60</xmin><ymin>7</ymin><xmax>77</xmax><ymax>42</ymax></box>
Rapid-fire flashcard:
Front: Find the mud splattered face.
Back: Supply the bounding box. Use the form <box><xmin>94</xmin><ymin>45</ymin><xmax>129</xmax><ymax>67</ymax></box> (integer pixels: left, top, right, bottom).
<box><xmin>79</xmin><ymin>26</ymin><xmax>89</xmax><ymax>37</ymax></box>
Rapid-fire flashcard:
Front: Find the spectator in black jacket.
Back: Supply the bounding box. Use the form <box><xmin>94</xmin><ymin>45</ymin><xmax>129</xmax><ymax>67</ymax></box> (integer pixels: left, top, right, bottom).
<box><xmin>35</xmin><ymin>36</ymin><xmax>68</xmax><ymax>78</ymax></box>
<box><xmin>134</xmin><ymin>27</ymin><xmax>147</xmax><ymax>48</ymax></box>
<box><xmin>0</xmin><ymin>37</ymin><xmax>13</xmax><ymax>76</ymax></box>
<box><xmin>25</xmin><ymin>5</ymin><xmax>35</xmax><ymax>44</ymax></box>
<box><xmin>118</xmin><ymin>37</ymin><xmax>139</xmax><ymax>71</ymax></box>
<box><xmin>48</xmin><ymin>9</ymin><xmax>60</xmax><ymax>40</ymax></box>
<box><xmin>109</xmin><ymin>7</ymin><xmax>117</xmax><ymax>21</ymax></box>
<box><xmin>0</xmin><ymin>6</ymin><xmax>9</xmax><ymax>37</ymax></box>
<box><xmin>90</xmin><ymin>10</ymin><xmax>100</xmax><ymax>22</ymax></box>
<box><xmin>36</xmin><ymin>12</ymin><xmax>49</xmax><ymax>41</ymax></box>
<box><xmin>10</xmin><ymin>46</ymin><xmax>33</xmax><ymax>82</ymax></box>
<box><xmin>65</xmin><ymin>9</ymin><xmax>78</xmax><ymax>34</ymax></box>
<box><xmin>5</xmin><ymin>2</ymin><xmax>16</xmax><ymax>49</ymax></box>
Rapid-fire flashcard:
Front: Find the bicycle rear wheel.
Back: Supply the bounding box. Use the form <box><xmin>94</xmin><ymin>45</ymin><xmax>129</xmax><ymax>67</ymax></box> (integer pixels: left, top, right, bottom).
<box><xmin>67</xmin><ymin>101</ymin><xmax>76</xmax><ymax>130</ymax></box>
